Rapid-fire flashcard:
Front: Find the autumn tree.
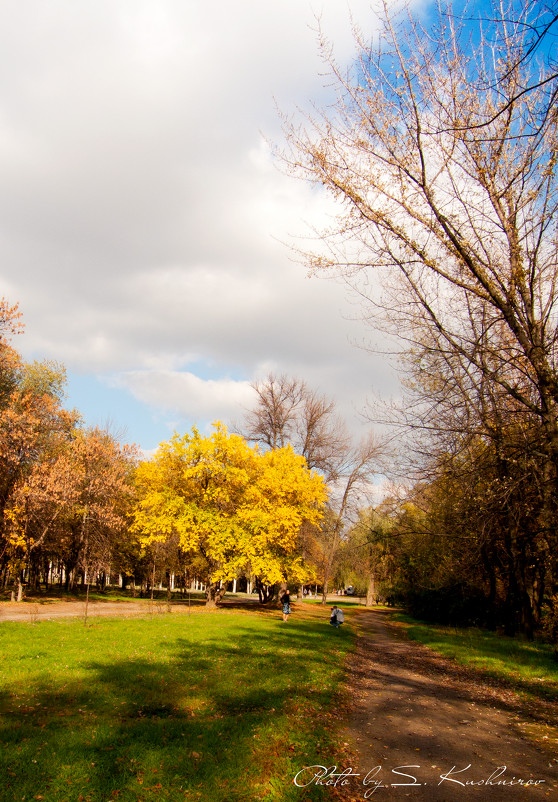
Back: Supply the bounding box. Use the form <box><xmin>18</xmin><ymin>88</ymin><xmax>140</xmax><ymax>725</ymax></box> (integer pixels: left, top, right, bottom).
<box><xmin>3</xmin><ymin>425</ymin><xmax>137</xmax><ymax>600</ymax></box>
<box><xmin>315</xmin><ymin>433</ymin><xmax>383</xmax><ymax>604</ymax></box>
<box><xmin>0</xmin><ymin>300</ymin><xmax>141</xmax><ymax>602</ymax></box>
<box><xmin>53</xmin><ymin>427</ymin><xmax>137</xmax><ymax>593</ymax></box>
<box><xmin>132</xmin><ymin>423</ymin><xmax>326</xmax><ymax>607</ymax></box>
<box><xmin>283</xmin><ymin>0</ymin><xmax>558</xmax><ymax>632</ymax></box>
<box><xmin>0</xmin><ymin>356</ymin><xmax>77</xmax><ymax>599</ymax></box>
<box><xmin>0</xmin><ymin>299</ymin><xmax>23</xmax><ymax>402</ymax></box>
<box><xmin>336</xmin><ymin>506</ymin><xmax>399</xmax><ymax>606</ymax></box>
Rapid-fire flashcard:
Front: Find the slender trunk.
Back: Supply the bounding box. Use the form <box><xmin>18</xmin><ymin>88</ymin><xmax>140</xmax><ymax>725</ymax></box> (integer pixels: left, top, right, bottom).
<box><xmin>366</xmin><ymin>574</ymin><xmax>376</xmax><ymax>607</ymax></box>
<box><xmin>150</xmin><ymin>561</ymin><xmax>155</xmax><ymax>616</ymax></box>
<box><xmin>166</xmin><ymin>571</ymin><xmax>172</xmax><ymax>612</ymax></box>
<box><xmin>84</xmin><ymin>582</ymin><xmax>90</xmax><ymax>626</ymax></box>
<box><xmin>321</xmin><ymin>573</ymin><xmax>329</xmax><ymax>606</ymax></box>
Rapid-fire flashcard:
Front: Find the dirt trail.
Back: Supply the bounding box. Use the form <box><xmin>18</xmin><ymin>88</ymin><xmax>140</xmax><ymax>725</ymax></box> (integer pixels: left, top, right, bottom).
<box><xmin>0</xmin><ymin>595</ymin><xmax>262</xmax><ymax>622</ymax></box>
<box><xmin>332</xmin><ymin>609</ymin><xmax>557</xmax><ymax>801</ymax></box>
<box><xmin>0</xmin><ymin>600</ymin><xmax>157</xmax><ymax>621</ymax></box>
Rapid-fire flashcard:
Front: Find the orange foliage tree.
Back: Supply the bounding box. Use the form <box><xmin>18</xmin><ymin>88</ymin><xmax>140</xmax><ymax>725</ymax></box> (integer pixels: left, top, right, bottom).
<box><xmin>0</xmin><ymin>299</ymin><xmax>139</xmax><ymax>599</ymax></box>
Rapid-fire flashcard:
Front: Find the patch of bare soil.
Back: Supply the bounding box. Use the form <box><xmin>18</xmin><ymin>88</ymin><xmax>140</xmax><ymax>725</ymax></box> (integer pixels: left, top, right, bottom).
<box><xmin>328</xmin><ymin>609</ymin><xmax>557</xmax><ymax>802</ymax></box>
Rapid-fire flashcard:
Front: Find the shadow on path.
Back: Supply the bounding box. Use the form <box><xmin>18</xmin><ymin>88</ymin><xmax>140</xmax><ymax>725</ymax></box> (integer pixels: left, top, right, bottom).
<box><xmin>335</xmin><ymin>610</ymin><xmax>556</xmax><ymax>802</ymax></box>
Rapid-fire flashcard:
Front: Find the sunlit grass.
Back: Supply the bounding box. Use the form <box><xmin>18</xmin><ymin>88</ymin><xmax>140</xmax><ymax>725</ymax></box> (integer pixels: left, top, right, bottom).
<box><xmin>392</xmin><ymin>612</ymin><xmax>558</xmax><ymax>702</ymax></box>
<box><xmin>0</xmin><ymin>586</ymin><xmax>210</xmax><ymax>604</ymax></box>
<box><xmin>0</xmin><ymin>606</ymin><xmax>353</xmax><ymax>801</ymax></box>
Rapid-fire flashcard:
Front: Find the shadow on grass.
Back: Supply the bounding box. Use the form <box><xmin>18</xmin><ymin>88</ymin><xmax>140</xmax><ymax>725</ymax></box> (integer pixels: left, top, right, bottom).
<box><xmin>388</xmin><ymin>610</ymin><xmax>558</xmax><ymax>706</ymax></box>
<box><xmin>0</xmin><ymin>616</ymin><xmax>350</xmax><ymax>801</ymax></box>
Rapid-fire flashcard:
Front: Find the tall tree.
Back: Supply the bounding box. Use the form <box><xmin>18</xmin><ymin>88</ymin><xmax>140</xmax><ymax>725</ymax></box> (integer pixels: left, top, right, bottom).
<box><xmin>283</xmin><ymin>0</ymin><xmax>558</xmax><ymax>628</ymax></box>
<box><xmin>242</xmin><ymin>375</ymin><xmax>383</xmax><ymax>601</ymax></box>
<box><xmin>4</xmin><ymin>425</ymin><xmax>137</xmax><ymax>598</ymax></box>
<box><xmin>132</xmin><ymin>423</ymin><xmax>326</xmax><ymax>607</ymax></box>
<box><xmin>0</xmin><ymin>359</ymin><xmax>76</xmax><ymax>598</ymax></box>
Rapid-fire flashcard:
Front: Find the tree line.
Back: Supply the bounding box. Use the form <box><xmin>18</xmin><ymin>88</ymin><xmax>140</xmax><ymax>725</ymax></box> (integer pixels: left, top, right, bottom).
<box><xmin>0</xmin><ymin>305</ymin><xmax>380</xmax><ymax>606</ymax></box>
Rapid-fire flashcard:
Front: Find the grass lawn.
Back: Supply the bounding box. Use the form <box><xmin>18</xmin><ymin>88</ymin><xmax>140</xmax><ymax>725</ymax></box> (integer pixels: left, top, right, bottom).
<box><xmin>391</xmin><ymin>612</ymin><xmax>558</xmax><ymax>701</ymax></box>
<box><xmin>0</xmin><ymin>604</ymin><xmax>353</xmax><ymax>802</ymax></box>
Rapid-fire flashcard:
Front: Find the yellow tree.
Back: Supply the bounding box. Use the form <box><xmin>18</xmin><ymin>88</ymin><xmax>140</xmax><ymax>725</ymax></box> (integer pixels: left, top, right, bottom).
<box><xmin>132</xmin><ymin>423</ymin><xmax>326</xmax><ymax>606</ymax></box>
<box><xmin>240</xmin><ymin>445</ymin><xmax>326</xmax><ymax>599</ymax></box>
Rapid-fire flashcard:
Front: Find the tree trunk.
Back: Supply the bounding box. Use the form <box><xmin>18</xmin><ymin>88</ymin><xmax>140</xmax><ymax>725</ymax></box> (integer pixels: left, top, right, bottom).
<box><xmin>366</xmin><ymin>575</ymin><xmax>376</xmax><ymax>607</ymax></box>
<box><xmin>205</xmin><ymin>581</ymin><xmax>224</xmax><ymax>607</ymax></box>
<box><xmin>150</xmin><ymin>561</ymin><xmax>155</xmax><ymax>616</ymax></box>
<box><xmin>166</xmin><ymin>571</ymin><xmax>172</xmax><ymax>612</ymax></box>
<box><xmin>321</xmin><ymin>572</ymin><xmax>329</xmax><ymax>605</ymax></box>
<box><xmin>84</xmin><ymin>582</ymin><xmax>90</xmax><ymax>626</ymax></box>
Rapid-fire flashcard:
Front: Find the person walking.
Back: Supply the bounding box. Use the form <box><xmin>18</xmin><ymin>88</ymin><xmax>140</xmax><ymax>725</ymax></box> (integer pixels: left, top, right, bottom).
<box><xmin>280</xmin><ymin>590</ymin><xmax>291</xmax><ymax>622</ymax></box>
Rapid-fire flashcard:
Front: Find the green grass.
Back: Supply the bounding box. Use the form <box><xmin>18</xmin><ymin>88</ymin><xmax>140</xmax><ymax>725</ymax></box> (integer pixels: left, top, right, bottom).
<box><xmin>304</xmin><ymin>599</ymin><xmax>365</xmax><ymax>608</ymax></box>
<box><xmin>392</xmin><ymin>612</ymin><xmax>558</xmax><ymax>703</ymax></box>
<box><xmin>0</xmin><ymin>586</ymin><xmax>210</xmax><ymax>604</ymax></box>
<box><xmin>0</xmin><ymin>606</ymin><xmax>354</xmax><ymax>801</ymax></box>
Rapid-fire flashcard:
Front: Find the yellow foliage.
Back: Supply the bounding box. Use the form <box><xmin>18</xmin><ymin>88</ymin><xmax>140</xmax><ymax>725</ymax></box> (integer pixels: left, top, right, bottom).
<box><xmin>133</xmin><ymin>422</ymin><xmax>326</xmax><ymax>584</ymax></box>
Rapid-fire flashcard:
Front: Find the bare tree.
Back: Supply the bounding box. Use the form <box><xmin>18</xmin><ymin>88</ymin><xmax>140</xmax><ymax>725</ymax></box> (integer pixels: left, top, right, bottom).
<box><xmin>317</xmin><ymin>432</ymin><xmax>382</xmax><ymax>604</ymax></box>
<box><xmin>241</xmin><ymin>373</ymin><xmax>349</xmax><ymax>481</ymax></box>
<box><xmin>456</xmin><ymin>1</ymin><xmax>558</xmax><ymax>134</ymax></box>
<box><xmin>283</xmin><ymin>0</ymin><xmax>558</xmax><ymax>614</ymax></box>
<box><xmin>242</xmin><ymin>374</ymin><xmax>303</xmax><ymax>451</ymax></box>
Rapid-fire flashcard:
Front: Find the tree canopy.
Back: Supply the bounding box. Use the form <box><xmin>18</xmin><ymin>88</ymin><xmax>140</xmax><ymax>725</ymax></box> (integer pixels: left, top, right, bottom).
<box><xmin>132</xmin><ymin>423</ymin><xmax>326</xmax><ymax>605</ymax></box>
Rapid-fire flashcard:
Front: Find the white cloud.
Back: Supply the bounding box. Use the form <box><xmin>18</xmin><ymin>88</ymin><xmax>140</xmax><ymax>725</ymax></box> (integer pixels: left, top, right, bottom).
<box><xmin>111</xmin><ymin>370</ymin><xmax>257</xmax><ymax>424</ymax></box>
<box><xmin>0</xmin><ymin>0</ymin><xmax>418</xmax><ymax>448</ymax></box>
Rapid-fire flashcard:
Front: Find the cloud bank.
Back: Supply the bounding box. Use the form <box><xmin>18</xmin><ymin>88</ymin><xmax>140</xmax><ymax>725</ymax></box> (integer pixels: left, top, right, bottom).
<box><xmin>0</xmin><ymin>0</ymin><xmax>408</xmax><ymax>448</ymax></box>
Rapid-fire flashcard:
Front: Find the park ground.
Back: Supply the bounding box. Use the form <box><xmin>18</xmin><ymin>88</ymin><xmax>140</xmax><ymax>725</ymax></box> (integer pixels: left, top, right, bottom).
<box><xmin>335</xmin><ymin>609</ymin><xmax>557</xmax><ymax>801</ymax></box>
<box><xmin>0</xmin><ymin>594</ymin><xmax>557</xmax><ymax>801</ymax></box>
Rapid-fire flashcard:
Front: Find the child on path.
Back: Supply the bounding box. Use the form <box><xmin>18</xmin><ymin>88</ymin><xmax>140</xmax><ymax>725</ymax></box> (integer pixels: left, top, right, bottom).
<box><xmin>330</xmin><ymin>606</ymin><xmax>344</xmax><ymax>628</ymax></box>
<box><xmin>280</xmin><ymin>590</ymin><xmax>291</xmax><ymax>622</ymax></box>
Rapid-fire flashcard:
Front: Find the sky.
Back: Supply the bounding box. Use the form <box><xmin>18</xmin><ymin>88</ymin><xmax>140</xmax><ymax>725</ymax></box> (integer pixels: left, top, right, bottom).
<box><xmin>0</xmin><ymin>0</ymin><xmax>428</xmax><ymax>454</ymax></box>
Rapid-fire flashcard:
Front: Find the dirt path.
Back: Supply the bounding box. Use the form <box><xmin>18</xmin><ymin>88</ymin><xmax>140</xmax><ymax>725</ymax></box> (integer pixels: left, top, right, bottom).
<box><xmin>0</xmin><ymin>599</ymin><xmax>202</xmax><ymax>622</ymax></box>
<box><xmin>330</xmin><ymin>609</ymin><xmax>557</xmax><ymax>801</ymax></box>
<box><xmin>0</xmin><ymin>595</ymin><xmax>264</xmax><ymax>622</ymax></box>
<box><xmin>0</xmin><ymin>600</ymin><xmax>158</xmax><ymax>621</ymax></box>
